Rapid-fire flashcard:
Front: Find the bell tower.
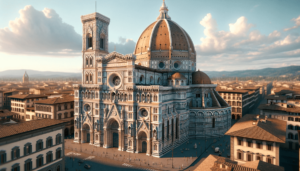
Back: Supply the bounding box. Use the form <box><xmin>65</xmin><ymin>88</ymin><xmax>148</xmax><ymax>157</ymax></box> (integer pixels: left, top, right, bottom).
<box><xmin>81</xmin><ymin>12</ymin><xmax>110</xmax><ymax>85</ymax></box>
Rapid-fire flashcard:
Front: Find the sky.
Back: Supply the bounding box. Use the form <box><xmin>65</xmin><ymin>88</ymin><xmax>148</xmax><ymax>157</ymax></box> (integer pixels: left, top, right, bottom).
<box><xmin>0</xmin><ymin>0</ymin><xmax>300</xmax><ymax>73</ymax></box>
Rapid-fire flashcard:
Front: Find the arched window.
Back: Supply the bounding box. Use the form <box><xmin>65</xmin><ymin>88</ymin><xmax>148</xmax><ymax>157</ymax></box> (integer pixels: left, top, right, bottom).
<box><xmin>86</xmin><ymin>58</ymin><xmax>88</xmax><ymax>65</ymax></box>
<box><xmin>96</xmin><ymin>92</ymin><xmax>99</xmax><ymax>98</ymax></box>
<box><xmin>150</xmin><ymin>76</ymin><xmax>153</xmax><ymax>84</ymax></box>
<box><xmin>90</xmin><ymin>74</ymin><xmax>93</xmax><ymax>82</ymax></box>
<box><xmin>90</xmin><ymin>58</ymin><xmax>93</xmax><ymax>66</ymax></box>
<box><xmin>288</xmin><ymin>125</ymin><xmax>294</xmax><ymax>130</ymax></box>
<box><xmin>86</xmin><ymin>75</ymin><xmax>89</xmax><ymax>82</ymax></box>
<box><xmin>154</xmin><ymin>95</ymin><xmax>158</xmax><ymax>101</ymax></box>
<box><xmin>129</xmin><ymin>94</ymin><xmax>132</xmax><ymax>100</ymax></box>
<box><xmin>154</xmin><ymin>144</ymin><xmax>157</xmax><ymax>151</ymax></box>
<box><xmin>87</xmin><ymin>33</ymin><xmax>92</xmax><ymax>49</ymax></box>
<box><xmin>129</xmin><ymin>140</ymin><xmax>132</xmax><ymax>146</ymax></box>
<box><xmin>288</xmin><ymin>133</ymin><xmax>294</xmax><ymax>139</ymax></box>
<box><xmin>157</xmin><ymin>77</ymin><xmax>160</xmax><ymax>84</ymax></box>
<box><xmin>95</xmin><ymin>134</ymin><xmax>99</xmax><ymax>140</ymax></box>
<box><xmin>140</xmin><ymin>75</ymin><xmax>144</xmax><ymax>83</ymax></box>
<box><xmin>100</xmin><ymin>37</ymin><xmax>104</xmax><ymax>49</ymax></box>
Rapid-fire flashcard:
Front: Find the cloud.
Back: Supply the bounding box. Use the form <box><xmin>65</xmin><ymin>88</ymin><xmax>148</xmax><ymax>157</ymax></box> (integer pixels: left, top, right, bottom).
<box><xmin>284</xmin><ymin>15</ymin><xmax>300</xmax><ymax>31</ymax></box>
<box><xmin>0</xmin><ymin>5</ymin><xmax>82</xmax><ymax>56</ymax></box>
<box><xmin>195</xmin><ymin>13</ymin><xmax>300</xmax><ymax>71</ymax></box>
<box><xmin>108</xmin><ymin>37</ymin><xmax>136</xmax><ymax>54</ymax></box>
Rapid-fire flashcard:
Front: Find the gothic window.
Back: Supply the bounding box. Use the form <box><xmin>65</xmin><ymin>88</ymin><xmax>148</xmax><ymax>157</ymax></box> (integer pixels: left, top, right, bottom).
<box><xmin>90</xmin><ymin>58</ymin><xmax>93</xmax><ymax>66</ymax></box>
<box><xmin>86</xmin><ymin>58</ymin><xmax>88</xmax><ymax>66</ymax></box>
<box><xmin>86</xmin><ymin>75</ymin><xmax>89</xmax><ymax>82</ymax></box>
<box><xmin>154</xmin><ymin>115</ymin><xmax>158</xmax><ymax>121</ymax></box>
<box><xmin>90</xmin><ymin>74</ymin><xmax>93</xmax><ymax>82</ymax></box>
<box><xmin>129</xmin><ymin>94</ymin><xmax>132</xmax><ymax>100</ymax></box>
<box><xmin>154</xmin><ymin>95</ymin><xmax>158</xmax><ymax>101</ymax></box>
<box><xmin>100</xmin><ymin>38</ymin><xmax>104</xmax><ymax>49</ymax></box>
<box><xmin>87</xmin><ymin>33</ymin><xmax>92</xmax><ymax>49</ymax></box>
<box><xmin>212</xmin><ymin>118</ymin><xmax>215</xmax><ymax>128</ymax></box>
<box><xmin>140</xmin><ymin>75</ymin><xmax>144</xmax><ymax>83</ymax></box>
<box><xmin>150</xmin><ymin>76</ymin><xmax>153</xmax><ymax>84</ymax></box>
<box><xmin>157</xmin><ymin>77</ymin><xmax>161</xmax><ymax>84</ymax></box>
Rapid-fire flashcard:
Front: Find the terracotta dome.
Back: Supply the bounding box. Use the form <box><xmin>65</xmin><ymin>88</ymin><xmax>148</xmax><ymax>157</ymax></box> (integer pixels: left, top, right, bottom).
<box><xmin>134</xmin><ymin>1</ymin><xmax>195</xmax><ymax>62</ymax></box>
<box><xmin>192</xmin><ymin>70</ymin><xmax>211</xmax><ymax>84</ymax></box>
<box><xmin>169</xmin><ymin>72</ymin><xmax>186</xmax><ymax>80</ymax></box>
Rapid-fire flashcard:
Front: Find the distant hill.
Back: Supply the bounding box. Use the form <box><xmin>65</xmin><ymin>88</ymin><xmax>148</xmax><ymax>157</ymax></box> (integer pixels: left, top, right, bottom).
<box><xmin>0</xmin><ymin>65</ymin><xmax>300</xmax><ymax>80</ymax></box>
<box><xmin>0</xmin><ymin>69</ymin><xmax>81</xmax><ymax>79</ymax></box>
<box><xmin>205</xmin><ymin>65</ymin><xmax>300</xmax><ymax>78</ymax></box>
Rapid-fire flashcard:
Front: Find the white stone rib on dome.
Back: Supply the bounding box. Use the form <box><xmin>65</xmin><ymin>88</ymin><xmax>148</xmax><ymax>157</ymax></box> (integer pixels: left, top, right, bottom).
<box><xmin>148</xmin><ymin>20</ymin><xmax>161</xmax><ymax>51</ymax></box>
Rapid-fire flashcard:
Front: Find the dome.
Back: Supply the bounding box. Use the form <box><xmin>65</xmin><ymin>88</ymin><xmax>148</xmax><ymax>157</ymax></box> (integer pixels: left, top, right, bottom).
<box><xmin>192</xmin><ymin>70</ymin><xmax>211</xmax><ymax>84</ymax></box>
<box><xmin>134</xmin><ymin>1</ymin><xmax>196</xmax><ymax>66</ymax></box>
<box><xmin>169</xmin><ymin>72</ymin><xmax>186</xmax><ymax>80</ymax></box>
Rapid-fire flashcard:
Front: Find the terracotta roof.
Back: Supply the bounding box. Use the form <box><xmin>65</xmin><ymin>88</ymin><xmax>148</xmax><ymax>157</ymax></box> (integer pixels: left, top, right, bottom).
<box><xmin>216</xmin><ymin>88</ymin><xmax>249</xmax><ymax>94</ymax></box>
<box><xmin>0</xmin><ymin>110</ymin><xmax>19</xmax><ymax>118</ymax></box>
<box><xmin>241</xmin><ymin>160</ymin><xmax>284</xmax><ymax>171</ymax></box>
<box><xmin>192</xmin><ymin>70</ymin><xmax>211</xmax><ymax>84</ymax></box>
<box><xmin>258</xmin><ymin>104</ymin><xmax>300</xmax><ymax>113</ymax></box>
<box><xmin>8</xmin><ymin>94</ymin><xmax>47</xmax><ymax>99</ymax></box>
<box><xmin>169</xmin><ymin>72</ymin><xmax>186</xmax><ymax>80</ymax></box>
<box><xmin>0</xmin><ymin>119</ymin><xmax>67</xmax><ymax>138</ymax></box>
<box><xmin>225</xmin><ymin>114</ymin><xmax>286</xmax><ymax>143</ymax></box>
<box><xmin>34</xmin><ymin>96</ymin><xmax>74</xmax><ymax>104</ymax></box>
<box><xmin>265</xmin><ymin>95</ymin><xmax>287</xmax><ymax>100</ymax></box>
<box><xmin>192</xmin><ymin>154</ymin><xmax>284</xmax><ymax>171</ymax></box>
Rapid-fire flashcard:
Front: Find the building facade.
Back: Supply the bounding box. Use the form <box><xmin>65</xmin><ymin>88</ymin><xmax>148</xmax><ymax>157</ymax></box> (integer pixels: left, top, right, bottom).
<box><xmin>35</xmin><ymin>96</ymin><xmax>75</xmax><ymax>137</ymax></box>
<box><xmin>0</xmin><ymin>90</ymin><xmax>3</xmax><ymax>110</ymax></box>
<box><xmin>22</xmin><ymin>71</ymin><xmax>29</xmax><ymax>84</ymax></box>
<box><xmin>8</xmin><ymin>94</ymin><xmax>47</xmax><ymax>121</ymax></box>
<box><xmin>73</xmin><ymin>1</ymin><xmax>231</xmax><ymax>158</ymax></box>
<box><xmin>226</xmin><ymin>114</ymin><xmax>286</xmax><ymax>166</ymax></box>
<box><xmin>0</xmin><ymin>119</ymin><xmax>66</xmax><ymax>171</ymax></box>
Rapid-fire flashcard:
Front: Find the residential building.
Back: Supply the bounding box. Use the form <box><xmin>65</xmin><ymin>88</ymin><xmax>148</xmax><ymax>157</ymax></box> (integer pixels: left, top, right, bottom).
<box><xmin>8</xmin><ymin>94</ymin><xmax>47</xmax><ymax>120</ymax></box>
<box><xmin>0</xmin><ymin>119</ymin><xmax>66</xmax><ymax>171</ymax></box>
<box><xmin>73</xmin><ymin>1</ymin><xmax>231</xmax><ymax>158</ymax></box>
<box><xmin>192</xmin><ymin>154</ymin><xmax>284</xmax><ymax>171</ymax></box>
<box><xmin>217</xmin><ymin>88</ymin><xmax>260</xmax><ymax>119</ymax></box>
<box><xmin>3</xmin><ymin>91</ymin><xmax>19</xmax><ymax>110</ymax></box>
<box><xmin>225</xmin><ymin>114</ymin><xmax>286</xmax><ymax>166</ymax></box>
<box><xmin>34</xmin><ymin>95</ymin><xmax>74</xmax><ymax>137</ymax></box>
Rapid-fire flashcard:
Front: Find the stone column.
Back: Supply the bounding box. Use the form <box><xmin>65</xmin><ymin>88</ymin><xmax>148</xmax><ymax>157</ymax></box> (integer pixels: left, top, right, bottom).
<box><xmin>118</xmin><ymin>129</ymin><xmax>122</xmax><ymax>151</ymax></box>
<box><xmin>90</xmin><ymin>130</ymin><xmax>94</xmax><ymax>145</ymax></box>
<box><xmin>147</xmin><ymin>138</ymin><xmax>151</xmax><ymax>156</ymax></box>
<box><xmin>103</xmin><ymin>128</ymin><xmax>108</xmax><ymax>148</ymax></box>
<box><xmin>80</xmin><ymin>129</ymin><xmax>84</xmax><ymax>143</ymax></box>
<box><xmin>135</xmin><ymin>137</ymin><xmax>139</xmax><ymax>153</ymax></box>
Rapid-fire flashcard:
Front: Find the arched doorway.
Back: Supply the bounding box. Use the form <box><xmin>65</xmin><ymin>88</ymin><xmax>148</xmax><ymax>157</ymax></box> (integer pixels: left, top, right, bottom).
<box><xmin>70</xmin><ymin>126</ymin><xmax>74</xmax><ymax>137</ymax></box>
<box><xmin>142</xmin><ymin>141</ymin><xmax>147</xmax><ymax>153</ymax></box>
<box><xmin>64</xmin><ymin>128</ymin><xmax>69</xmax><ymax>138</ymax></box>
<box><xmin>107</xmin><ymin>119</ymin><xmax>119</xmax><ymax>148</ymax></box>
<box><xmin>82</xmin><ymin>124</ymin><xmax>90</xmax><ymax>143</ymax></box>
<box><xmin>237</xmin><ymin>115</ymin><xmax>240</xmax><ymax>119</ymax></box>
<box><xmin>138</xmin><ymin>131</ymin><xmax>147</xmax><ymax>153</ymax></box>
<box><xmin>232</xmin><ymin>114</ymin><xmax>235</xmax><ymax>120</ymax></box>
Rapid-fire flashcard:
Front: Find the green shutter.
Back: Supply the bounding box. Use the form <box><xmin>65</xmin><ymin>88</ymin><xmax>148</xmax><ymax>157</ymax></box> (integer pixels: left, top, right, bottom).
<box><xmin>24</xmin><ymin>163</ymin><xmax>27</xmax><ymax>171</ymax></box>
<box><xmin>29</xmin><ymin>161</ymin><xmax>32</xmax><ymax>170</ymax></box>
<box><xmin>17</xmin><ymin>166</ymin><xmax>20</xmax><ymax>171</ymax></box>
<box><xmin>11</xmin><ymin>150</ymin><xmax>14</xmax><ymax>160</ymax></box>
<box><xmin>36</xmin><ymin>143</ymin><xmax>38</xmax><ymax>151</ymax></box>
<box><xmin>41</xmin><ymin>142</ymin><xmax>43</xmax><ymax>149</ymax></box>
<box><xmin>17</xmin><ymin>149</ymin><xmax>20</xmax><ymax>158</ymax></box>
<box><xmin>29</xmin><ymin>145</ymin><xmax>32</xmax><ymax>154</ymax></box>
<box><xmin>24</xmin><ymin>146</ymin><xmax>26</xmax><ymax>156</ymax></box>
<box><xmin>36</xmin><ymin>158</ymin><xmax>38</xmax><ymax>168</ymax></box>
<box><xmin>51</xmin><ymin>139</ymin><xmax>53</xmax><ymax>146</ymax></box>
<box><xmin>3</xmin><ymin>153</ymin><xmax>6</xmax><ymax>163</ymax></box>
<box><xmin>41</xmin><ymin>156</ymin><xmax>44</xmax><ymax>165</ymax></box>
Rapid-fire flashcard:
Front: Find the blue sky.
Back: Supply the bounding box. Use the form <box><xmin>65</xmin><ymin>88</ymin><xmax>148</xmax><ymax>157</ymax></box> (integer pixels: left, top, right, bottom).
<box><xmin>0</xmin><ymin>0</ymin><xmax>300</xmax><ymax>72</ymax></box>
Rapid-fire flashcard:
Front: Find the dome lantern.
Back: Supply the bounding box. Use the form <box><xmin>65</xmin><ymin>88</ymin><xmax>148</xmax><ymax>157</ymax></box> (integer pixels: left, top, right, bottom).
<box><xmin>157</xmin><ymin>0</ymin><xmax>171</xmax><ymax>21</ymax></box>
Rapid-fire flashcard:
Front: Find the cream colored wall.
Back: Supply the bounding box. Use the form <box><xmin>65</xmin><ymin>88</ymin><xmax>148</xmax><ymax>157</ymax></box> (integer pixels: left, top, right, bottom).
<box><xmin>233</xmin><ymin>137</ymin><xmax>278</xmax><ymax>165</ymax></box>
<box><xmin>0</xmin><ymin>129</ymin><xmax>63</xmax><ymax>171</ymax></box>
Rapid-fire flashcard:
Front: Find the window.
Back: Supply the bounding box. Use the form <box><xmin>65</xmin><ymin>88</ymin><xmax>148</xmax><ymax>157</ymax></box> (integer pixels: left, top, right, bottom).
<box><xmin>238</xmin><ymin>139</ymin><xmax>242</xmax><ymax>145</ymax></box>
<box><xmin>36</xmin><ymin>155</ymin><xmax>43</xmax><ymax>168</ymax></box>
<box><xmin>46</xmin><ymin>137</ymin><xmax>53</xmax><ymax>148</ymax></box>
<box><xmin>70</xmin><ymin>112</ymin><xmax>74</xmax><ymax>117</ymax></box>
<box><xmin>100</xmin><ymin>38</ymin><xmax>104</xmax><ymax>49</ymax></box>
<box><xmin>256</xmin><ymin>142</ymin><xmax>261</xmax><ymax>149</ymax></box>
<box><xmin>87</xmin><ymin>34</ymin><xmax>92</xmax><ymax>48</ymax></box>
<box><xmin>154</xmin><ymin>95</ymin><xmax>158</xmax><ymax>101</ymax></box>
<box><xmin>56</xmin><ymin>134</ymin><xmax>62</xmax><ymax>145</ymax></box>
<box><xmin>95</xmin><ymin>110</ymin><xmax>98</xmax><ymax>115</ymax></box>
<box><xmin>11</xmin><ymin>163</ymin><xmax>20</xmax><ymax>171</ymax></box>
<box><xmin>129</xmin><ymin>113</ymin><xmax>132</xmax><ymax>119</ymax></box>
<box><xmin>86</xmin><ymin>59</ymin><xmax>89</xmax><ymax>65</ymax></box>
<box><xmin>90</xmin><ymin>58</ymin><xmax>93</xmax><ymax>66</ymax></box>
<box><xmin>247</xmin><ymin>141</ymin><xmax>252</xmax><ymax>147</ymax></box>
<box><xmin>129</xmin><ymin>106</ymin><xmax>132</xmax><ymax>111</ymax></box>
<box><xmin>212</xmin><ymin>118</ymin><xmax>215</xmax><ymax>128</ymax></box>
<box><xmin>256</xmin><ymin>156</ymin><xmax>261</xmax><ymax>160</ymax></box>
<box><xmin>36</xmin><ymin>140</ymin><xmax>43</xmax><ymax>151</ymax></box>
<box><xmin>56</xmin><ymin>148</ymin><xmax>61</xmax><ymax>159</ymax></box>
<box><xmin>57</xmin><ymin>114</ymin><xmax>61</xmax><ymax>120</ymax></box>
<box><xmin>129</xmin><ymin>94</ymin><xmax>132</xmax><ymax>100</ymax></box>
<box><xmin>64</xmin><ymin>112</ymin><xmax>68</xmax><ymax>118</ymax></box>
<box><xmin>57</xmin><ymin>165</ymin><xmax>61</xmax><ymax>171</ymax></box>
<box><xmin>247</xmin><ymin>154</ymin><xmax>252</xmax><ymax>161</ymax></box>
<box><xmin>154</xmin><ymin>108</ymin><xmax>158</xmax><ymax>113</ymax></box>
<box><xmin>288</xmin><ymin>117</ymin><xmax>294</xmax><ymax>121</ymax></box>
<box><xmin>24</xmin><ymin>143</ymin><xmax>32</xmax><ymax>156</ymax></box>
<box><xmin>196</xmin><ymin>94</ymin><xmax>201</xmax><ymax>98</ymax></box>
<box><xmin>11</xmin><ymin>147</ymin><xmax>20</xmax><ymax>160</ymax></box>
<box><xmin>0</xmin><ymin>150</ymin><xmax>6</xmax><ymax>164</ymax></box>
<box><xmin>46</xmin><ymin>151</ymin><xmax>53</xmax><ymax>164</ymax></box>
<box><xmin>267</xmin><ymin>158</ymin><xmax>272</xmax><ymax>164</ymax></box>
<box><xmin>238</xmin><ymin>152</ymin><xmax>242</xmax><ymax>159</ymax></box>
<box><xmin>140</xmin><ymin>75</ymin><xmax>144</xmax><ymax>83</ymax></box>
<box><xmin>267</xmin><ymin>144</ymin><xmax>272</xmax><ymax>151</ymax></box>
<box><xmin>288</xmin><ymin>124</ymin><xmax>294</xmax><ymax>130</ymax></box>
<box><xmin>24</xmin><ymin>158</ymin><xmax>32</xmax><ymax>171</ymax></box>
<box><xmin>154</xmin><ymin>115</ymin><xmax>158</xmax><ymax>121</ymax></box>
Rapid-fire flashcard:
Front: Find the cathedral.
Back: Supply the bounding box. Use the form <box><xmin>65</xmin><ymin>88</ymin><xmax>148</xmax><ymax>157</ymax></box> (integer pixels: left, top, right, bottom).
<box><xmin>73</xmin><ymin>1</ymin><xmax>231</xmax><ymax>157</ymax></box>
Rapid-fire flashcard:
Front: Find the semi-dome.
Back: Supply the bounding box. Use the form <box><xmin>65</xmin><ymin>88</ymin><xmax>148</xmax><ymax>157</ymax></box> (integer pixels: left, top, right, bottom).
<box><xmin>134</xmin><ymin>1</ymin><xmax>196</xmax><ymax>70</ymax></box>
<box><xmin>192</xmin><ymin>70</ymin><xmax>211</xmax><ymax>84</ymax></box>
<box><xmin>169</xmin><ymin>72</ymin><xmax>187</xmax><ymax>80</ymax></box>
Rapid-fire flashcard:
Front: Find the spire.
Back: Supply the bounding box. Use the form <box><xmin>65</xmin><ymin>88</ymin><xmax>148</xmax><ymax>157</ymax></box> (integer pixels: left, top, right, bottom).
<box><xmin>156</xmin><ymin>0</ymin><xmax>171</xmax><ymax>20</ymax></box>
